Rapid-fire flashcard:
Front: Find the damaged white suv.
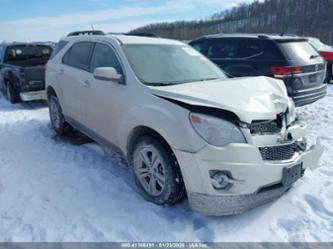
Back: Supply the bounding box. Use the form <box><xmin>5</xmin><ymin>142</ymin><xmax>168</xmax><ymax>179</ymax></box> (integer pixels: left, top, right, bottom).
<box><xmin>46</xmin><ymin>31</ymin><xmax>324</xmax><ymax>215</ymax></box>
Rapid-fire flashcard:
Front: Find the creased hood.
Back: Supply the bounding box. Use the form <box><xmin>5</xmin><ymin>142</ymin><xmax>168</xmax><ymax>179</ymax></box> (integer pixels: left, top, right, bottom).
<box><xmin>150</xmin><ymin>76</ymin><xmax>290</xmax><ymax>124</ymax></box>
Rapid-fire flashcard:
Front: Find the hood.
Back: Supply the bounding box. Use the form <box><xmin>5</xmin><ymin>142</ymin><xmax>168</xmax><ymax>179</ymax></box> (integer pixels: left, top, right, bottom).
<box><xmin>150</xmin><ymin>76</ymin><xmax>290</xmax><ymax>124</ymax></box>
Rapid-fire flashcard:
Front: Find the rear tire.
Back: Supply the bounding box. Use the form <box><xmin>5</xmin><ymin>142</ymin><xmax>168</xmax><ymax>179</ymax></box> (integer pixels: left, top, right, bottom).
<box><xmin>48</xmin><ymin>95</ymin><xmax>73</xmax><ymax>136</ymax></box>
<box><xmin>6</xmin><ymin>82</ymin><xmax>21</xmax><ymax>104</ymax></box>
<box><xmin>131</xmin><ymin>136</ymin><xmax>186</xmax><ymax>206</ymax></box>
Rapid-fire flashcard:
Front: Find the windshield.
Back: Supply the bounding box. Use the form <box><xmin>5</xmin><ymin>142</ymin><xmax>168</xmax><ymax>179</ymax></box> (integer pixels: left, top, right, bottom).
<box><xmin>123</xmin><ymin>44</ymin><xmax>227</xmax><ymax>86</ymax></box>
<box><xmin>4</xmin><ymin>45</ymin><xmax>53</xmax><ymax>67</ymax></box>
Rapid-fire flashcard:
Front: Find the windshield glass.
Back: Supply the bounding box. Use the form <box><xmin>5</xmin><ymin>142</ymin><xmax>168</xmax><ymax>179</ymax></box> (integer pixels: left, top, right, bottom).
<box><xmin>4</xmin><ymin>45</ymin><xmax>52</xmax><ymax>67</ymax></box>
<box><xmin>123</xmin><ymin>44</ymin><xmax>227</xmax><ymax>85</ymax></box>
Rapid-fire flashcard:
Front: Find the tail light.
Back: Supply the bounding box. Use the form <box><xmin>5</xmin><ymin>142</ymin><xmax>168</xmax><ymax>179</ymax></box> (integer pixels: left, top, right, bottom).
<box><xmin>319</xmin><ymin>52</ymin><xmax>333</xmax><ymax>62</ymax></box>
<box><xmin>271</xmin><ymin>66</ymin><xmax>303</xmax><ymax>78</ymax></box>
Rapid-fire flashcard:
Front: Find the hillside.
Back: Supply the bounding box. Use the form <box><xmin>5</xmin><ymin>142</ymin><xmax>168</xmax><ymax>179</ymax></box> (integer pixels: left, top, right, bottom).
<box><xmin>130</xmin><ymin>0</ymin><xmax>333</xmax><ymax>44</ymax></box>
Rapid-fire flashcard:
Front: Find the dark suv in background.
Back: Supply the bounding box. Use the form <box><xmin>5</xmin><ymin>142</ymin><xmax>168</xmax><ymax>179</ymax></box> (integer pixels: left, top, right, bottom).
<box><xmin>0</xmin><ymin>43</ymin><xmax>53</xmax><ymax>103</ymax></box>
<box><xmin>189</xmin><ymin>34</ymin><xmax>327</xmax><ymax>107</ymax></box>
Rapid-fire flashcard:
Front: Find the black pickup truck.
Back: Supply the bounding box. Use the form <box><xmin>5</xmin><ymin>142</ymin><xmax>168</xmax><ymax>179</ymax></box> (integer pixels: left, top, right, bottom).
<box><xmin>0</xmin><ymin>43</ymin><xmax>53</xmax><ymax>103</ymax></box>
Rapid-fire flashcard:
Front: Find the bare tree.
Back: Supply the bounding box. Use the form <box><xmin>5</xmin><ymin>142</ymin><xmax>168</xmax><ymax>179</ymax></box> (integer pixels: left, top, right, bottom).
<box><xmin>130</xmin><ymin>0</ymin><xmax>333</xmax><ymax>44</ymax></box>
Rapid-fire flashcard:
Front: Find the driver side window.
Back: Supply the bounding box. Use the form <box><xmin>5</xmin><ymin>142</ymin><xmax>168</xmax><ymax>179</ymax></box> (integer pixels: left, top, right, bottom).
<box><xmin>90</xmin><ymin>43</ymin><xmax>122</xmax><ymax>74</ymax></box>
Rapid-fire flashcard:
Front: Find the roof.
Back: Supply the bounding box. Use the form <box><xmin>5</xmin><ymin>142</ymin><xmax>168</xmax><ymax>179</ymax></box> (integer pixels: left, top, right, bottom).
<box><xmin>60</xmin><ymin>33</ymin><xmax>184</xmax><ymax>46</ymax></box>
<box><xmin>109</xmin><ymin>34</ymin><xmax>183</xmax><ymax>45</ymax></box>
<box><xmin>192</xmin><ymin>33</ymin><xmax>307</xmax><ymax>42</ymax></box>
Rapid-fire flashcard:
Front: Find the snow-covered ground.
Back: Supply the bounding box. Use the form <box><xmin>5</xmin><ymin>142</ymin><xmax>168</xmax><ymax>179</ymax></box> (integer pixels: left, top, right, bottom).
<box><xmin>0</xmin><ymin>86</ymin><xmax>332</xmax><ymax>242</ymax></box>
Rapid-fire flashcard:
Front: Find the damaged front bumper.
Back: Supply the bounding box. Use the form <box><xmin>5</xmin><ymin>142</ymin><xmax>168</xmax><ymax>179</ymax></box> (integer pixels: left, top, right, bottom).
<box><xmin>174</xmin><ymin>138</ymin><xmax>324</xmax><ymax>216</ymax></box>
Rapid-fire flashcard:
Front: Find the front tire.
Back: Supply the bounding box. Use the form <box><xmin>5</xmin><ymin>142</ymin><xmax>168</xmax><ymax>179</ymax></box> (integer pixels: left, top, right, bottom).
<box><xmin>131</xmin><ymin>136</ymin><xmax>186</xmax><ymax>206</ymax></box>
<box><xmin>48</xmin><ymin>95</ymin><xmax>73</xmax><ymax>136</ymax></box>
<box><xmin>6</xmin><ymin>82</ymin><xmax>21</xmax><ymax>104</ymax></box>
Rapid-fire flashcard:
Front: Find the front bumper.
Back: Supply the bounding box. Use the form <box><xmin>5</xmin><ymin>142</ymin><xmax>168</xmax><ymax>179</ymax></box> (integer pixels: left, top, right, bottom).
<box><xmin>174</xmin><ymin>139</ymin><xmax>324</xmax><ymax>216</ymax></box>
<box><xmin>20</xmin><ymin>90</ymin><xmax>46</xmax><ymax>101</ymax></box>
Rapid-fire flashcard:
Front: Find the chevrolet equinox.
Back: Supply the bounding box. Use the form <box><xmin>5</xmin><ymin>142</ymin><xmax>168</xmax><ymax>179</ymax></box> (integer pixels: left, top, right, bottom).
<box><xmin>45</xmin><ymin>31</ymin><xmax>324</xmax><ymax>216</ymax></box>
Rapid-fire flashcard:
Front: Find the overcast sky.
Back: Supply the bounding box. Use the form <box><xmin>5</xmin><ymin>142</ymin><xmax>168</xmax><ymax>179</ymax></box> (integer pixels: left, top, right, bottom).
<box><xmin>0</xmin><ymin>0</ymin><xmax>255</xmax><ymax>42</ymax></box>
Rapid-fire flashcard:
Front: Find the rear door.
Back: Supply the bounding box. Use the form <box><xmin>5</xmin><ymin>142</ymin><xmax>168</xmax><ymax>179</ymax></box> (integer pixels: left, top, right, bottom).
<box><xmin>81</xmin><ymin>41</ymin><xmax>125</xmax><ymax>144</ymax></box>
<box><xmin>58</xmin><ymin>41</ymin><xmax>94</xmax><ymax>123</ymax></box>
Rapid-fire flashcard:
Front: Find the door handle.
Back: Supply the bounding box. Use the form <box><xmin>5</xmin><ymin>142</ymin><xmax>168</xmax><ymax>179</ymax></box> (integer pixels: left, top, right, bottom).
<box><xmin>82</xmin><ymin>80</ymin><xmax>91</xmax><ymax>88</ymax></box>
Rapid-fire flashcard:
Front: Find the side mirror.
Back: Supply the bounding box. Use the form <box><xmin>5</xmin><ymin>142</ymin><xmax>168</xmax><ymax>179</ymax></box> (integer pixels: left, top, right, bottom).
<box><xmin>93</xmin><ymin>67</ymin><xmax>123</xmax><ymax>83</ymax></box>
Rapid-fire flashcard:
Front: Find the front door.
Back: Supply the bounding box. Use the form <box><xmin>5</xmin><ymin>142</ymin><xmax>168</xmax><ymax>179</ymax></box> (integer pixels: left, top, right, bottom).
<box><xmin>81</xmin><ymin>42</ymin><xmax>126</xmax><ymax>145</ymax></box>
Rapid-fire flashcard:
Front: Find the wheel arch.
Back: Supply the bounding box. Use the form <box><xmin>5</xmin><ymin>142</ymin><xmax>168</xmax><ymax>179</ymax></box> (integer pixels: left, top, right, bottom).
<box><xmin>126</xmin><ymin>126</ymin><xmax>175</xmax><ymax>165</ymax></box>
<box><xmin>46</xmin><ymin>86</ymin><xmax>57</xmax><ymax>98</ymax></box>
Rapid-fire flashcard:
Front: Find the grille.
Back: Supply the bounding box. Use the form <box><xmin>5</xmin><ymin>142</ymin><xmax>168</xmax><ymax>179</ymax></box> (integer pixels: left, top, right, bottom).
<box><xmin>259</xmin><ymin>143</ymin><xmax>298</xmax><ymax>161</ymax></box>
<box><xmin>250</xmin><ymin>114</ymin><xmax>284</xmax><ymax>134</ymax></box>
<box><xmin>250</xmin><ymin>120</ymin><xmax>281</xmax><ymax>134</ymax></box>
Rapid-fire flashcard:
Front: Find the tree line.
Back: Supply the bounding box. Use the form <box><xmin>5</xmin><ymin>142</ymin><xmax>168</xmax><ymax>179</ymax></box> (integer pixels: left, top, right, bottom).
<box><xmin>130</xmin><ymin>0</ymin><xmax>333</xmax><ymax>44</ymax></box>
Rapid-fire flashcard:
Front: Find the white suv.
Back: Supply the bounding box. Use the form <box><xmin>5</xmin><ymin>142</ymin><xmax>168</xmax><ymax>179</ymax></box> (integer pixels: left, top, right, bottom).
<box><xmin>46</xmin><ymin>31</ymin><xmax>324</xmax><ymax>216</ymax></box>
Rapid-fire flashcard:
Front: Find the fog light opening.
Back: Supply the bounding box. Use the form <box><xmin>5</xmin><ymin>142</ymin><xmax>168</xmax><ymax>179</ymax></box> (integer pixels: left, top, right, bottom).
<box><xmin>210</xmin><ymin>171</ymin><xmax>233</xmax><ymax>190</ymax></box>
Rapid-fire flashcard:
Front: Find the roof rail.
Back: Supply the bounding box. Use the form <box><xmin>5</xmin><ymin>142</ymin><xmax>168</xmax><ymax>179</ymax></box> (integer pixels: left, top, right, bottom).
<box><xmin>67</xmin><ymin>30</ymin><xmax>105</xmax><ymax>37</ymax></box>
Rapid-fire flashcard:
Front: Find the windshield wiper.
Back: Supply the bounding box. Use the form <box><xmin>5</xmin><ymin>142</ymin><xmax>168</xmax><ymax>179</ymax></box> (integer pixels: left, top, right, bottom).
<box><xmin>198</xmin><ymin>77</ymin><xmax>220</xmax><ymax>81</ymax></box>
<box><xmin>310</xmin><ymin>54</ymin><xmax>320</xmax><ymax>59</ymax></box>
<box><xmin>146</xmin><ymin>82</ymin><xmax>180</xmax><ymax>86</ymax></box>
<box><xmin>146</xmin><ymin>78</ymin><xmax>220</xmax><ymax>86</ymax></box>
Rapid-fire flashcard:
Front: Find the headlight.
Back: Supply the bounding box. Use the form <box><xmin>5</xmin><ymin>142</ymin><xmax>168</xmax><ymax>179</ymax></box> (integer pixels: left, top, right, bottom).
<box><xmin>287</xmin><ymin>98</ymin><xmax>297</xmax><ymax>125</ymax></box>
<box><xmin>189</xmin><ymin>112</ymin><xmax>246</xmax><ymax>147</ymax></box>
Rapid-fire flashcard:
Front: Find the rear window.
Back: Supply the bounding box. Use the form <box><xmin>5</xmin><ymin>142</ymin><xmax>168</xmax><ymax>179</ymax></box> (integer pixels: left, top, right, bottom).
<box><xmin>4</xmin><ymin>45</ymin><xmax>53</xmax><ymax>67</ymax></box>
<box><xmin>278</xmin><ymin>41</ymin><xmax>319</xmax><ymax>61</ymax></box>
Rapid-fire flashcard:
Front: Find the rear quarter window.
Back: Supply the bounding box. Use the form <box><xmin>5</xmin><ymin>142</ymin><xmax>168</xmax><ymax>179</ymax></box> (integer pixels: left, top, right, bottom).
<box><xmin>63</xmin><ymin>42</ymin><xmax>94</xmax><ymax>71</ymax></box>
<box><xmin>50</xmin><ymin>41</ymin><xmax>69</xmax><ymax>60</ymax></box>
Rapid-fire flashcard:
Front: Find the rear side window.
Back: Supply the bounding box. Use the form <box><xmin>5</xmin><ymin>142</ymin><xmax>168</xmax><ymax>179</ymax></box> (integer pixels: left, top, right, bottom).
<box><xmin>238</xmin><ymin>39</ymin><xmax>263</xmax><ymax>58</ymax></box>
<box><xmin>50</xmin><ymin>41</ymin><xmax>68</xmax><ymax>60</ymax></box>
<box><xmin>63</xmin><ymin>42</ymin><xmax>94</xmax><ymax>71</ymax></box>
<box><xmin>278</xmin><ymin>41</ymin><xmax>319</xmax><ymax>61</ymax></box>
<box><xmin>206</xmin><ymin>39</ymin><xmax>237</xmax><ymax>59</ymax></box>
<box><xmin>238</xmin><ymin>39</ymin><xmax>283</xmax><ymax>60</ymax></box>
<box><xmin>90</xmin><ymin>43</ymin><xmax>123</xmax><ymax>74</ymax></box>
